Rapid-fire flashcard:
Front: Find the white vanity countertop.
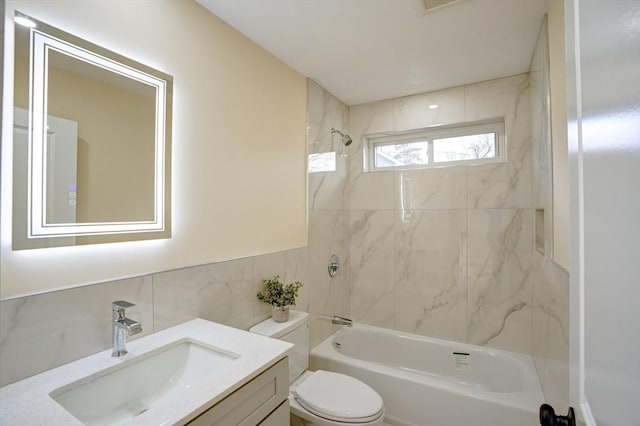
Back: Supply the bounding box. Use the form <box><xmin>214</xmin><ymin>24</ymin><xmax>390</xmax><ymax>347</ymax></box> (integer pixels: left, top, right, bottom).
<box><xmin>0</xmin><ymin>318</ymin><xmax>292</xmax><ymax>425</ymax></box>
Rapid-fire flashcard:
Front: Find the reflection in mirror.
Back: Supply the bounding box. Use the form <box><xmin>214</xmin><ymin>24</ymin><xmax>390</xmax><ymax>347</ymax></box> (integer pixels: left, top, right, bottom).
<box><xmin>13</xmin><ymin>13</ymin><xmax>172</xmax><ymax>250</ymax></box>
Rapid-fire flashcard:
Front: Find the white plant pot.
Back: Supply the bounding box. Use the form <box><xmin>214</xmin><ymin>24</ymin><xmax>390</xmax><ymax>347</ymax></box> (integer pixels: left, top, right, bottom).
<box><xmin>272</xmin><ymin>306</ymin><xmax>290</xmax><ymax>323</ymax></box>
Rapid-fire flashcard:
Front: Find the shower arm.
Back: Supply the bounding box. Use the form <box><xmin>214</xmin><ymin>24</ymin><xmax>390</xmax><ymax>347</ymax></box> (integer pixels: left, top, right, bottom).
<box><xmin>331</xmin><ymin>128</ymin><xmax>353</xmax><ymax>146</ymax></box>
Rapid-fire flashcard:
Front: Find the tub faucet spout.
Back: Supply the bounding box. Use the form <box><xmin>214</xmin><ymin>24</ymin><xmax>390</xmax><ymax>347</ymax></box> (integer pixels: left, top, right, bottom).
<box><xmin>112</xmin><ymin>300</ymin><xmax>142</xmax><ymax>357</ymax></box>
<box><xmin>332</xmin><ymin>315</ymin><xmax>353</xmax><ymax>327</ymax></box>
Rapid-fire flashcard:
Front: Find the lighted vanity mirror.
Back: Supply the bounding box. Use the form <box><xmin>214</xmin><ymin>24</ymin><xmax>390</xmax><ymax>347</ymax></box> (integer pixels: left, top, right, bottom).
<box><xmin>12</xmin><ymin>13</ymin><xmax>172</xmax><ymax>249</ymax></box>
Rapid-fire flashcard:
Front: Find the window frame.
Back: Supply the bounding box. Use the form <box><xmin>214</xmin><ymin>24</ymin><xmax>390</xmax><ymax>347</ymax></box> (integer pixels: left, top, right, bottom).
<box><xmin>364</xmin><ymin>119</ymin><xmax>506</xmax><ymax>172</ymax></box>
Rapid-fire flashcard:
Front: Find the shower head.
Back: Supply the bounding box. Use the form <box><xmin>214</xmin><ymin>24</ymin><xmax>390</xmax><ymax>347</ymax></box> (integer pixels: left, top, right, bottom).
<box><xmin>331</xmin><ymin>128</ymin><xmax>353</xmax><ymax>146</ymax></box>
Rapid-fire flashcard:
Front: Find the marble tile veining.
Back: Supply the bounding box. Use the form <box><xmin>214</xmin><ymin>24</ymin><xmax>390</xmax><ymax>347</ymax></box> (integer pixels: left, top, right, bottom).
<box><xmin>467</xmin><ymin>208</ymin><xmax>534</xmax><ymax>353</ymax></box>
<box><xmin>0</xmin><ymin>276</ymin><xmax>153</xmax><ymax>387</ymax></box>
<box><xmin>466</xmin><ymin>75</ymin><xmax>533</xmax><ymax>210</ymax></box>
<box><xmin>394</xmin><ymin>167</ymin><xmax>467</xmax><ymax>210</ymax></box>
<box><xmin>307</xmin><ymin>80</ymin><xmax>349</xmax><ymax>156</ymax></box>
<box><xmin>464</xmin><ymin>74</ymin><xmax>529</xmax><ymax>123</ymax></box>
<box><xmin>309</xmin><ymin>169</ymin><xmax>348</xmax><ymax>211</ymax></box>
<box><xmin>153</xmin><ymin>257</ymin><xmax>255</xmax><ymax>332</ymax></box>
<box><xmin>394</xmin><ymin>210</ymin><xmax>467</xmax><ymax>342</ymax></box>
<box><xmin>349</xmin><ymin>210</ymin><xmax>395</xmax><ymax>328</ymax></box>
<box><xmin>349</xmin><ymin>171</ymin><xmax>395</xmax><ymax>211</ymax></box>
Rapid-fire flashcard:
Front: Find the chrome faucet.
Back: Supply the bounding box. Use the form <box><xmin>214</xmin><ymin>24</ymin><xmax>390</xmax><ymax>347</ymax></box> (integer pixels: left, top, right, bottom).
<box><xmin>331</xmin><ymin>315</ymin><xmax>353</xmax><ymax>327</ymax></box>
<box><xmin>112</xmin><ymin>300</ymin><xmax>142</xmax><ymax>357</ymax></box>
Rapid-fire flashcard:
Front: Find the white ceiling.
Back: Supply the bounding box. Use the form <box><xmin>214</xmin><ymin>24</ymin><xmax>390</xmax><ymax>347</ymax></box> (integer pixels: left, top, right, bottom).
<box><xmin>197</xmin><ymin>0</ymin><xmax>548</xmax><ymax>106</ymax></box>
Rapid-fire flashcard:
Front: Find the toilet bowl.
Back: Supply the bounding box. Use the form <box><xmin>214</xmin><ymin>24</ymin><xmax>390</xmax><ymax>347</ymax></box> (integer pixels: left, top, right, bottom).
<box><xmin>249</xmin><ymin>311</ymin><xmax>385</xmax><ymax>426</ymax></box>
<box><xmin>290</xmin><ymin>370</ymin><xmax>384</xmax><ymax>425</ymax></box>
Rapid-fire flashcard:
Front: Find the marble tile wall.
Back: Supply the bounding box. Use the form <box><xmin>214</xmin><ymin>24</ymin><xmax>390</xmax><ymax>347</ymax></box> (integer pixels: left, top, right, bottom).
<box><xmin>0</xmin><ymin>247</ymin><xmax>308</xmax><ymax>386</ymax></box>
<box><xmin>347</xmin><ymin>73</ymin><xmax>536</xmax><ymax>355</ymax></box>
<box><xmin>529</xmin><ymin>18</ymin><xmax>570</xmax><ymax>409</ymax></box>
<box><xmin>306</xmin><ymin>80</ymin><xmax>351</xmax><ymax>348</ymax></box>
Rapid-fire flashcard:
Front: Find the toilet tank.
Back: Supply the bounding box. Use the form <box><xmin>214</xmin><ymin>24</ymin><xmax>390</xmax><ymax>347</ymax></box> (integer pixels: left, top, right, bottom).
<box><xmin>249</xmin><ymin>310</ymin><xmax>309</xmax><ymax>382</ymax></box>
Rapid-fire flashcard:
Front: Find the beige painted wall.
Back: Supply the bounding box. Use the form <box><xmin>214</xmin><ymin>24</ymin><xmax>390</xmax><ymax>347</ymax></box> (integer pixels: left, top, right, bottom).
<box><xmin>1</xmin><ymin>0</ymin><xmax>307</xmax><ymax>299</ymax></box>
<box><xmin>548</xmin><ymin>0</ymin><xmax>570</xmax><ymax>270</ymax></box>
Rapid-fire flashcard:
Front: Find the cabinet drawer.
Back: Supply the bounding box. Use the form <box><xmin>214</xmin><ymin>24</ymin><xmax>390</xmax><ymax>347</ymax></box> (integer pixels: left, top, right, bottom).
<box><xmin>258</xmin><ymin>400</ymin><xmax>289</xmax><ymax>426</ymax></box>
<box><xmin>187</xmin><ymin>357</ymin><xmax>288</xmax><ymax>426</ymax></box>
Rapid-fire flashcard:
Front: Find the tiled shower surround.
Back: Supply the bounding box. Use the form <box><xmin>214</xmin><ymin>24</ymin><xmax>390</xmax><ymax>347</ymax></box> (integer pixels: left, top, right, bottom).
<box><xmin>314</xmin><ymin>74</ymin><xmax>536</xmax><ymax>352</ymax></box>
<box><xmin>309</xmin><ymin>66</ymin><xmax>569</xmax><ymax>405</ymax></box>
<box><xmin>1</xmin><ymin>72</ymin><xmax>568</xmax><ymax>409</ymax></box>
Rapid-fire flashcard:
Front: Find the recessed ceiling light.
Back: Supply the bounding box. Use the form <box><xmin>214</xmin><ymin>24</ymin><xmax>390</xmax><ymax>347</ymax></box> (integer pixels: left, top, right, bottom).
<box><xmin>14</xmin><ymin>15</ymin><xmax>37</xmax><ymax>28</ymax></box>
<box><xmin>428</xmin><ymin>104</ymin><xmax>439</xmax><ymax>109</ymax></box>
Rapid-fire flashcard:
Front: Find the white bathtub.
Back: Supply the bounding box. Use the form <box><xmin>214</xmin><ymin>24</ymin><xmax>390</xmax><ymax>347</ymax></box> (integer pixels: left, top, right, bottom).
<box><xmin>310</xmin><ymin>324</ymin><xmax>544</xmax><ymax>426</ymax></box>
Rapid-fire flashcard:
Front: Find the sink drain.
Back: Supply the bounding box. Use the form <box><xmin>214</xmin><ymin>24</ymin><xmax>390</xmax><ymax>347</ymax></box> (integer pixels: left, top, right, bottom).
<box><xmin>134</xmin><ymin>408</ymin><xmax>149</xmax><ymax>417</ymax></box>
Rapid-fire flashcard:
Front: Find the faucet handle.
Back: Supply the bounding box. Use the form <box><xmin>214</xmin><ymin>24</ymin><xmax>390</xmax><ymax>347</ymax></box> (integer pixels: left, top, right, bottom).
<box><xmin>112</xmin><ymin>300</ymin><xmax>135</xmax><ymax>310</ymax></box>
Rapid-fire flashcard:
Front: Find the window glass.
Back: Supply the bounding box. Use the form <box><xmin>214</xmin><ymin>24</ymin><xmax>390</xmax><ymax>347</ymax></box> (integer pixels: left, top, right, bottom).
<box><xmin>433</xmin><ymin>132</ymin><xmax>496</xmax><ymax>162</ymax></box>
<box><xmin>374</xmin><ymin>141</ymin><xmax>429</xmax><ymax>168</ymax></box>
<box><xmin>365</xmin><ymin>120</ymin><xmax>504</xmax><ymax>171</ymax></box>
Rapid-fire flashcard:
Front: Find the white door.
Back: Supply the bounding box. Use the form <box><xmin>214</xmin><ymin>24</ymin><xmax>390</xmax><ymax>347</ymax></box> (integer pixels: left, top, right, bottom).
<box><xmin>13</xmin><ymin>107</ymin><xmax>78</xmax><ymax>249</ymax></box>
<box><xmin>565</xmin><ymin>1</ymin><xmax>640</xmax><ymax>425</ymax></box>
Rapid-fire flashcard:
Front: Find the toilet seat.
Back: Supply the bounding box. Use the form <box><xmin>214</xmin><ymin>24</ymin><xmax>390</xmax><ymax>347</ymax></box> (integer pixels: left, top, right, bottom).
<box><xmin>292</xmin><ymin>370</ymin><xmax>384</xmax><ymax>423</ymax></box>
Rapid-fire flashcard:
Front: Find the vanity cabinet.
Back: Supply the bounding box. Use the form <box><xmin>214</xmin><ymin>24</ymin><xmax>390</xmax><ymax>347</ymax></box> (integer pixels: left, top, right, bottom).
<box><xmin>187</xmin><ymin>357</ymin><xmax>289</xmax><ymax>426</ymax></box>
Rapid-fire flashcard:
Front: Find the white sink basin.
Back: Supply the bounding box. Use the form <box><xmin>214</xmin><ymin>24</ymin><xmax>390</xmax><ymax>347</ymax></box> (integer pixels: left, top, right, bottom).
<box><xmin>1</xmin><ymin>319</ymin><xmax>293</xmax><ymax>425</ymax></box>
<box><xmin>50</xmin><ymin>339</ymin><xmax>239</xmax><ymax>426</ymax></box>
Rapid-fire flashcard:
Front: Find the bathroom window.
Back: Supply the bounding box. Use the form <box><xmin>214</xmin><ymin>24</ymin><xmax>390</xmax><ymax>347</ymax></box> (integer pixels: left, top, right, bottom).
<box><xmin>365</xmin><ymin>120</ymin><xmax>505</xmax><ymax>171</ymax></box>
<box><xmin>308</xmin><ymin>151</ymin><xmax>336</xmax><ymax>173</ymax></box>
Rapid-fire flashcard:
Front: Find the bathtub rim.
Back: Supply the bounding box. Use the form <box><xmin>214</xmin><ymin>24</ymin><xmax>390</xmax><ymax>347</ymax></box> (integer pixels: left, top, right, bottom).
<box><xmin>310</xmin><ymin>322</ymin><xmax>544</xmax><ymax>414</ymax></box>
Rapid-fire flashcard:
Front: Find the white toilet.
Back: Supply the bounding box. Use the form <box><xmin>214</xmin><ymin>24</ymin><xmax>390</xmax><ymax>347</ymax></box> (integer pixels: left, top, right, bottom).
<box><xmin>250</xmin><ymin>311</ymin><xmax>385</xmax><ymax>426</ymax></box>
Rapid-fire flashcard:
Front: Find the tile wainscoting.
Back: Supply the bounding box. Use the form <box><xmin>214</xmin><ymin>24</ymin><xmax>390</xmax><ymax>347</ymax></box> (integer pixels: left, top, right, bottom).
<box><xmin>0</xmin><ymin>247</ymin><xmax>308</xmax><ymax>387</ymax></box>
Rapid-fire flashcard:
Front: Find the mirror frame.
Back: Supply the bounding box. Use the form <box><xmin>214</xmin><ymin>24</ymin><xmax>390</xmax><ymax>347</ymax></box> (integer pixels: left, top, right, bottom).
<box><xmin>18</xmin><ymin>13</ymin><xmax>172</xmax><ymax>240</ymax></box>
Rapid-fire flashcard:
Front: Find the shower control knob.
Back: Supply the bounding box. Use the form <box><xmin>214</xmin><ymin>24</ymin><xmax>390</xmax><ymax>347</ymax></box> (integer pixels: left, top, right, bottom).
<box><xmin>328</xmin><ymin>254</ymin><xmax>341</xmax><ymax>277</ymax></box>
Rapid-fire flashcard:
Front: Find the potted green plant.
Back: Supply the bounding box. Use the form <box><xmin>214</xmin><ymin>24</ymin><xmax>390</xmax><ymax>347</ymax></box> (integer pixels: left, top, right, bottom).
<box><xmin>257</xmin><ymin>275</ymin><xmax>303</xmax><ymax>322</ymax></box>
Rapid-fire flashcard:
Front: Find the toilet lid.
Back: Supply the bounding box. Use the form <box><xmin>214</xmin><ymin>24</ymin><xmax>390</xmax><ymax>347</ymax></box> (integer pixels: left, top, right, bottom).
<box><xmin>292</xmin><ymin>370</ymin><xmax>384</xmax><ymax>423</ymax></box>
